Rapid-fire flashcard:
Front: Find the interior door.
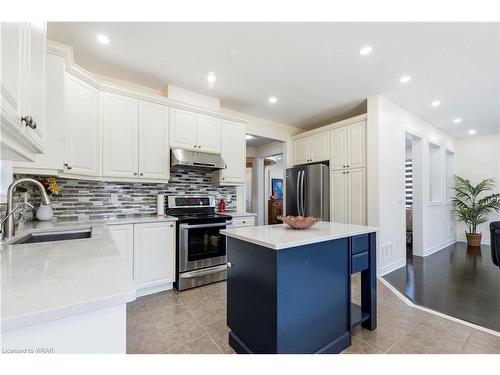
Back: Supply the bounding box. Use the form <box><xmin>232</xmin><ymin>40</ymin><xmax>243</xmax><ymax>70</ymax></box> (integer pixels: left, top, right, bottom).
<box><xmin>347</xmin><ymin>121</ymin><xmax>366</xmax><ymax>169</ymax></box>
<box><xmin>196</xmin><ymin>114</ymin><xmax>221</xmax><ymax>154</ymax></box>
<box><xmin>138</xmin><ymin>101</ymin><xmax>169</xmax><ymax>180</ymax></box>
<box><xmin>169</xmin><ymin>108</ymin><xmax>197</xmax><ymax>151</ymax></box>
<box><xmin>63</xmin><ymin>73</ymin><xmax>100</xmax><ymax>176</ymax></box>
<box><xmin>101</xmin><ymin>92</ymin><xmax>139</xmax><ymax>178</ymax></box>
<box><xmin>331</xmin><ymin>170</ymin><xmax>347</xmax><ymax>223</ymax></box>
<box><xmin>347</xmin><ymin>168</ymin><xmax>366</xmax><ymax>225</ymax></box>
<box><xmin>330</xmin><ymin>127</ymin><xmax>346</xmax><ymax>171</ymax></box>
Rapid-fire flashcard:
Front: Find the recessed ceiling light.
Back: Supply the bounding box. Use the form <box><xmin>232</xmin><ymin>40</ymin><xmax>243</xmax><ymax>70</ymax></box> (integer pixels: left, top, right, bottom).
<box><xmin>207</xmin><ymin>72</ymin><xmax>217</xmax><ymax>83</ymax></box>
<box><xmin>245</xmin><ymin>135</ymin><xmax>254</xmax><ymax>140</ymax></box>
<box><xmin>97</xmin><ymin>34</ymin><xmax>110</xmax><ymax>45</ymax></box>
<box><xmin>229</xmin><ymin>49</ymin><xmax>243</xmax><ymax>58</ymax></box>
<box><xmin>268</xmin><ymin>96</ymin><xmax>278</xmax><ymax>104</ymax></box>
<box><xmin>431</xmin><ymin>100</ymin><xmax>441</xmax><ymax>107</ymax></box>
<box><xmin>359</xmin><ymin>46</ymin><xmax>373</xmax><ymax>56</ymax></box>
<box><xmin>453</xmin><ymin>118</ymin><xmax>462</xmax><ymax>124</ymax></box>
<box><xmin>468</xmin><ymin>129</ymin><xmax>477</xmax><ymax>135</ymax></box>
<box><xmin>399</xmin><ymin>75</ymin><xmax>411</xmax><ymax>84</ymax></box>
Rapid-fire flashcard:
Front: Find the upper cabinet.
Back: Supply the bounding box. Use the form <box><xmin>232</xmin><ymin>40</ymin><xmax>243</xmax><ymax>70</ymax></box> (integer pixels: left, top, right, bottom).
<box><xmin>331</xmin><ymin>121</ymin><xmax>366</xmax><ymax>171</ymax></box>
<box><xmin>214</xmin><ymin>120</ymin><xmax>246</xmax><ymax>185</ymax></box>
<box><xmin>101</xmin><ymin>92</ymin><xmax>170</xmax><ymax>181</ymax></box>
<box><xmin>170</xmin><ymin>108</ymin><xmax>221</xmax><ymax>154</ymax></box>
<box><xmin>292</xmin><ymin>131</ymin><xmax>330</xmax><ymax>165</ymax></box>
<box><xmin>1</xmin><ymin>22</ymin><xmax>46</xmax><ymax>160</ymax></box>
<box><xmin>63</xmin><ymin>73</ymin><xmax>100</xmax><ymax>176</ymax></box>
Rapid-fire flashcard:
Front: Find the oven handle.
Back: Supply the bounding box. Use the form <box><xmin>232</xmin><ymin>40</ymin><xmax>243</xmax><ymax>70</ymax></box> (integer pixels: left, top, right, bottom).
<box><xmin>181</xmin><ymin>221</ymin><xmax>231</xmax><ymax>229</ymax></box>
<box><xmin>179</xmin><ymin>264</ymin><xmax>228</xmax><ymax>278</ymax></box>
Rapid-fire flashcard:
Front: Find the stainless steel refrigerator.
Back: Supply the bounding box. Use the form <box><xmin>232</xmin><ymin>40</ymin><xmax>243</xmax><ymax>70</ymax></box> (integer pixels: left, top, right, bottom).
<box><xmin>285</xmin><ymin>163</ymin><xmax>329</xmax><ymax>220</ymax></box>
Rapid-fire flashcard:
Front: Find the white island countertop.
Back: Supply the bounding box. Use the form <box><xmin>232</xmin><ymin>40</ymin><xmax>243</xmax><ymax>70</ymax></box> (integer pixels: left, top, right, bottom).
<box><xmin>221</xmin><ymin>221</ymin><xmax>378</xmax><ymax>250</ymax></box>
<box><xmin>0</xmin><ymin>220</ymin><xmax>146</xmax><ymax>332</ymax></box>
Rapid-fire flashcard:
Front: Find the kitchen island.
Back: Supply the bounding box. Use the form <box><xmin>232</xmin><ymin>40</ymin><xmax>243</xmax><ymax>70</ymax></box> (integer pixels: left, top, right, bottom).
<box><xmin>221</xmin><ymin>221</ymin><xmax>378</xmax><ymax>354</ymax></box>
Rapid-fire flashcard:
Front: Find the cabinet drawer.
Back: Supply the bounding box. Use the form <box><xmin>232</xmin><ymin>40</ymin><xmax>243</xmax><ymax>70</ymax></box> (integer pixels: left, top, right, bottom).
<box><xmin>232</xmin><ymin>217</ymin><xmax>255</xmax><ymax>227</ymax></box>
<box><xmin>351</xmin><ymin>234</ymin><xmax>369</xmax><ymax>254</ymax></box>
<box><xmin>351</xmin><ymin>251</ymin><xmax>369</xmax><ymax>274</ymax></box>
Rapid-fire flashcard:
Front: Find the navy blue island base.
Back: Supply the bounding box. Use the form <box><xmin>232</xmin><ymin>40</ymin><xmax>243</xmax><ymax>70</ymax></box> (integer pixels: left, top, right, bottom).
<box><xmin>226</xmin><ymin>232</ymin><xmax>377</xmax><ymax>354</ymax></box>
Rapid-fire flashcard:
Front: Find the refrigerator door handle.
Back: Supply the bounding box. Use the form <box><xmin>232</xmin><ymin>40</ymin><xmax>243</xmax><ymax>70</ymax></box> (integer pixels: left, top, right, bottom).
<box><xmin>300</xmin><ymin>170</ymin><xmax>306</xmax><ymax>216</ymax></box>
<box><xmin>296</xmin><ymin>171</ymin><xmax>301</xmax><ymax>216</ymax></box>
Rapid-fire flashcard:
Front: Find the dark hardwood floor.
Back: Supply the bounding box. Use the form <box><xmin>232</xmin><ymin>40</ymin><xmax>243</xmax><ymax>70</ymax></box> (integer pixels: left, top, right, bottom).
<box><xmin>384</xmin><ymin>242</ymin><xmax>500</xmax><ymax>332</ymax></box>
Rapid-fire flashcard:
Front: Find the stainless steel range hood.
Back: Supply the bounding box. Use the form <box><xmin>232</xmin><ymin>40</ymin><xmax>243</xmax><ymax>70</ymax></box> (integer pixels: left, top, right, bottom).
<box><xmin>171</xmin><ymin>148</ymin><xmax>226</xmax><ymax>170</ymax></box>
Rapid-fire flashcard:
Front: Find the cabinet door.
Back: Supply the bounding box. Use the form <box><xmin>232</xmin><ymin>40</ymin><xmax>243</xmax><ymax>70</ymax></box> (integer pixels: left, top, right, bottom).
<box><xmin>331</xmin><ymin>170</ymin><xmax>347</xmax><ymax>223</ymax></box>
<box><xmin>310</xmin><ymin>132</ymin><xmax>330</xmax><ymax>162</ymax></box>
<box><xmin>220</xmin><ymin>120</ymin><xmax>245</xmax><ymax>184</ymax></box>
<box><xmin>1</xmin><ymin>22</ymin><xmax>25</xmax><ymax>133</ymax></box>
<box><xmin>197</xmin><ymin>114</ymin><xmax>221</xmax><ymax>153</ymax></box>
<box><xmin>102</xmin><ymin>92</ymin><xmax>139</xmax><ymax>178</ymax></box>
<box><xmin>169</xmin><ymin>108</ymin><xmax>197</xmax><ymax>151</ymax></box>
<box><xmin>134</xmin><ymin>222</ymin><xmax>175</xmax><ymax>287</ymax></box>
<box><xmin>347</xmin><ymin>168</ymin><xmax>366</xmax><ymax>225</ymax></box>
<box><xmin>63</xmin><ymin>73</ymin><xmax>100</xmax><ymax>176</ymax></box>
<box><xmin>330</xmin><ymin>127</ymin><xmax>347</xmax><ymax>171</ymax></box>
<box><xmin>138</xmin><ymin>101</ymin><xmax>170</xmax><ymax>180</ymax></box>
<box><xmin>22</xmin><ymin>22</ymin><xmax>46</xmax><ymax>152</ymax></box>
<box><xmin>293</xmin><ymin>137</ymin><xmax>311</xmax><ymax>165</ymax></box>
<box><xmin>346</xmin><ymin>121</ymin><xmax>366</xmax><ymax>169</ymax></box>
<box><xmin>107</xmin><ymin>224</ymin><xmax>134</xmax><ymax>278</ymax></box>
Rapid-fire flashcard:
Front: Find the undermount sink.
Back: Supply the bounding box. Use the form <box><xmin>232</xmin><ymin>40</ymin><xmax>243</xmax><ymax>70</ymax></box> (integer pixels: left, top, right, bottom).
<box><xmin>11</xmin><ymin>229</ymin><xmax>92</xmax><ymax>245</ymax></box>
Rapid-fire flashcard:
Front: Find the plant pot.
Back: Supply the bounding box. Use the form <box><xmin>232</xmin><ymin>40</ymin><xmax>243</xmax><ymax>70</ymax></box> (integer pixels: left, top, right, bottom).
<box><xmin>36</xmin><ymin>203</ymin><xmax>53</xmax><ymax>221</ymax></box>
<box><xmin>465</xmin><ymin>232</ymin><xmax>482</xmax><ymax>247</ymax></box>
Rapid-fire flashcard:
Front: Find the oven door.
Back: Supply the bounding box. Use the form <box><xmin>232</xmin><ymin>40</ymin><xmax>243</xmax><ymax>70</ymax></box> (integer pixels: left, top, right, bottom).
<box><xmin>179</xmin><ymin>222</ymin><xmax>228</xmax><ymax>272</ymax></box>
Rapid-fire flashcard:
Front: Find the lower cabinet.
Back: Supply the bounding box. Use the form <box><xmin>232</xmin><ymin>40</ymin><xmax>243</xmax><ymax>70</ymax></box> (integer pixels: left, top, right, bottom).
<box><xmin>231</xmin><ymin>216</ymin><xmax>256</xmax><ymax>228</ymax></box>
<box><xmin>108</xmin><ymin>221</ymin><xmax>176</xmax><ymax>297</ymax></box>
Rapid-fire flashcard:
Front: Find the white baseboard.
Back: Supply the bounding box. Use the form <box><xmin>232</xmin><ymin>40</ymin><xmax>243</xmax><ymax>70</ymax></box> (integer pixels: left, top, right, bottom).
<box><xmin>377</xmin><ymin>258</ymin><xmax>406</xmax><ymax>276</ymax></box>
<box><xmin>136</xmin><ymin>282</ymin><xmax>173</xmax><ymax>298</ymax></box>
<box><xmin>423</xmin><ymin>238</ymin><xmax>456</xmax><ymax>257</ymax></box>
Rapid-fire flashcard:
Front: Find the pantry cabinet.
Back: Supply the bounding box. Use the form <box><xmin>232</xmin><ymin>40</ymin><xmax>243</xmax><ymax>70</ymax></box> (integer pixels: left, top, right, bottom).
<box><xmin>214</xmin><ymin>120</ymin><xmax>246</xmax><ymax>185</ymax></box>
<box><xmin>63</xmin><ymin>73</ymin><xmax>100</xmax><ymax>176</ymax></box>
<box><xmin>292</xmin><ymin>131</ymin><xmax>330</xmax><ymax>165</ymax></box>
<box><xmin>133</xmin><ymin>222</ymin><xmax>176</xmax><ymax>295</ymax></box>
<box><xmin>1</xmin><ymin>22</ymin><xmax>46</xmax><ymax>160</ymax></box>
<box><xmin>330</xmin><ymin>121</ymin><xmax>366</xmax><ymax>171</ymax></box>
<box><xmin>170</xmin><ymin>108</ymin><xmax>221</xmax><ymax>153</ymax></box>
<box><xmin>331</xmin><ymin>168</ymin><xmax>366</xmax><ymax>225</ymax></box>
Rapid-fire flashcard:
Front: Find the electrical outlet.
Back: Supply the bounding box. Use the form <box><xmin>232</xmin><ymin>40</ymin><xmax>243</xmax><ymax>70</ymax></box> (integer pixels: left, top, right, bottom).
<box><xmin>381</xmin><ymin>243</ymin><xmax>393</xmax><ymax>260</ymax></box>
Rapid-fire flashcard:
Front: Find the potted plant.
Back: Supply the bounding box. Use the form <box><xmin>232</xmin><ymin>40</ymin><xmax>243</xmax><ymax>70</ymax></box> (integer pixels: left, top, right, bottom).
<box><xmin>452</xmin><ymin>176</ymin><xmax>500</xmax><ymax>247</ymax></box>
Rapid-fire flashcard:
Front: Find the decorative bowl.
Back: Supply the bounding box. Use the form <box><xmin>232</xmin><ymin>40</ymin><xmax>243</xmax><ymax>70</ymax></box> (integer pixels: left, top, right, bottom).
<box><xmin>277</xmin><ymin>215</ymin><xmax>320</xmax><ymax>230</ymax></box>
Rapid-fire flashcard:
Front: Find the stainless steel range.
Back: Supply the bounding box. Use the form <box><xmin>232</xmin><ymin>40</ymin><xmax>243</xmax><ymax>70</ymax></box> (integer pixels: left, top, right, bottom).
<box><xmin>167</xmin><ymin>195</ymin><xmax>232</xmax><ymax>291</ymax></box>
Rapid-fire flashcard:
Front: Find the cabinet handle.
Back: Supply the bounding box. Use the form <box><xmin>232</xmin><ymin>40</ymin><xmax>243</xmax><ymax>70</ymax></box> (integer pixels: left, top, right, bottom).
<box><xmin>347</xmin><ymin>165</ymin><xmax>350</xmax><ymax>168</ymax></box>
<box><xmin>227</xmin><ymin>262</ymin><xmax>233</xmax><ymax>268</ymax></box>
<box><xmin>347</xmin><ymin>171</ymin><xmax>350</xmax><ymax>174</ymax></box>
<box><xmin>140</xmin><ymin>173</ymin><xmax>143</xmax><ymax>176</ymax></box>
<box><xmin>170</xmin><ymin>224</ymin><xmax>174</xmax><ymax>228</ymax></box>
<box><xmin>21</xmin><ymin>115</ymin><xmax>37</xmax><ymax>129</ymax></box>
<box><xmin>133</xmin><ymin>172</ymin><xmax>138</xmax><ymax>176</ymax></box>
<box><xmin>63</xmin><ymin>163</ymin><xmax>72</xmax><ymax>170</ymax></box>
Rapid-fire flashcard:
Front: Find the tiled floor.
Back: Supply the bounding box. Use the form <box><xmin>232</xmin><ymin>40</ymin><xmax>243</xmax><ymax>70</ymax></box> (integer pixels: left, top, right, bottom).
<box><xmin>126</xmin><ymin>276</ymin><xmax>500</xmax><ymax>354</ymax></box>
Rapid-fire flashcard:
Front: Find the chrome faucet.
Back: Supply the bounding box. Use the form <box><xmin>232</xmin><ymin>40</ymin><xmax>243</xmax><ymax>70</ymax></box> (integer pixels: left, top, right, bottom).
<box><xmin>2</xmin><ymin>178</ymin><xmax>51</xmax><ymax>240</ymax></box>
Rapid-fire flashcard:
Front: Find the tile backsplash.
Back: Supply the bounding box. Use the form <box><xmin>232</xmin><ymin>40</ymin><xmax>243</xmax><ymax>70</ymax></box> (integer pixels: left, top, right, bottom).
<box><xmin>0</xmin><ymin>167</ymin><xmax>236</xmax><ymax>222</ymax></box>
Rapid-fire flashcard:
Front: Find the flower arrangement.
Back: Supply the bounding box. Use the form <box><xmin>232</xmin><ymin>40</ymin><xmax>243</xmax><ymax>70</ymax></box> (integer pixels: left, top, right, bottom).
<box><xmin>39</xmin><ymin>177</ymin><xmax>61</xmax><ymax>196</ymax></box>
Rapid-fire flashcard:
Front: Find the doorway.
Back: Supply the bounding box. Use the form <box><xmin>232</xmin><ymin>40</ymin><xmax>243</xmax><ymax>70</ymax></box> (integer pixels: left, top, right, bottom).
<box><xmin>245</xmin><ymin>134</ymin><xmax>285</xmax><ymax>225</ymax></box>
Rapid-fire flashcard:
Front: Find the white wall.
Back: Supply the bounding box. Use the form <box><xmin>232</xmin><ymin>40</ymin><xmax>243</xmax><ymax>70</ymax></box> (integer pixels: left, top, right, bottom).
<box><xmin>367</xmin><ymin>95</ymin><xmax>456</xmax><ymax>275</ymax></box>
<box><xmin>455</xmin><ymin>133</ymin><xmax>500</xmax><ymax>244</ymax></box>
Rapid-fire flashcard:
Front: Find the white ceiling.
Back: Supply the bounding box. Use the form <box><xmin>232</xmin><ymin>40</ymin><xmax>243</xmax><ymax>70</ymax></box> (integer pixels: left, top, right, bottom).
<box><xmin>246</xmin><ymin>135</ymin><xmax>277</xmax><ymax>147</ymax></box>
<box><xmin>48</xmin><ymin>22</ymin><xmax>499</xmax><ymax>137</ymax></box>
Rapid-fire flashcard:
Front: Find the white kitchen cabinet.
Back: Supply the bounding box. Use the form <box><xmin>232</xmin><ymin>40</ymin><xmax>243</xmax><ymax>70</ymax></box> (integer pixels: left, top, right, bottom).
<box><xmin>138</xmin><ymin>101</ymin><xmax>170</xmax><ymax>180</ymax></box>
<box><xmin>330</xmin><ymin>122</ymin><xmax>366</xmax><ymax>171</ymax></box>
<box><xmin>292</xmin><ymin>131</ymin><xmax>329</xmax><ymax>165</ymax></box>
<box><xmin>63</xmin><ymin>73</ymin><xmax>100</xmax><ymax>176</ymax></box>
<box><xmin>214</xmin><ymin>120</ymin><xmax>246</xmax><ymax>185</ymax></box>
<box><xmin>107</xmin><ymin>224</ymin><xmax>134</xmax><ymax>278</ymax></box>
<box><xmin>196</xmin><ymin>114</ymin><xmax>221</xmax><ymax>153</ymax></box>
<box><xmin>170</xmin><ymin>108</ymin><xmax>222</xmax><ymax>154</ymax></box>
<box><xmin>14</xmin><ymin>52</ymin><xmax>65</xmax><ymax>172</ymax></box>
<box><xmin>1</xmin><ymin>22</ymin><xmax>46</xmax><ymax>160</ymax></box>
<box><xmin>101</xmin><ymin>92</ymin><xmax>139</xmax><ymax>178</ymax></box>
<box><xmin>330</xmin><ymin>168</ymin><xmax>366</xmax><ymax>225</ymax></box>
<box><xmin>133</xmin><ymin>222</ymin><xmax>176</xmax><ymax>293</ymax></box>
<box><xmin>169</xmin><ymin>108</ymin><xmax>197</xmax><ymax>151</ymax></box>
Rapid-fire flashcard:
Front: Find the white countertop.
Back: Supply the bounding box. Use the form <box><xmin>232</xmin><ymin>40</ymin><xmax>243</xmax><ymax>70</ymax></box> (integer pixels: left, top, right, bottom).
<box><xmin>0</xmin><ymin>216</ymin><xmax>172</xmax><ymax>332</ymax></box>
<box><xmin>217</xmin><ymin>211</ymin><xmax>257</xmax><ymax>218</ymax></box>
<box><xmin>221</xmin><ymin>221</ymin><xmax>378</xmax><ymax>250</ymax></box>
